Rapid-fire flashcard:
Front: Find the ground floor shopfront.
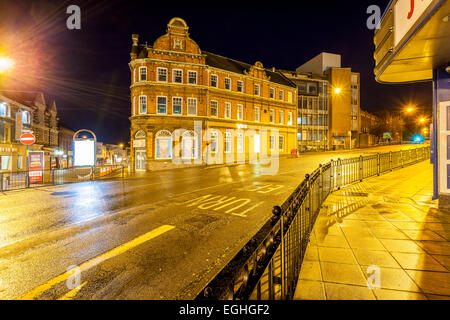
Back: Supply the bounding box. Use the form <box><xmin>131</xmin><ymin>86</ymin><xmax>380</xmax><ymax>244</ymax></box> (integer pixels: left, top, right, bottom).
<box><xmin>130</xmin><ymin>117</ymin><xmax>297</xmax><ymax>172</ymax></box>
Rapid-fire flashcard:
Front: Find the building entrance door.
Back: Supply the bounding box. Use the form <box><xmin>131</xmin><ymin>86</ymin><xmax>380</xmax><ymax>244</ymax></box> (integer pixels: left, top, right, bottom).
<box><xmin>135</xmin><ymin>150</ymin><xmax>146</xmax><ymax>171</ymax></box>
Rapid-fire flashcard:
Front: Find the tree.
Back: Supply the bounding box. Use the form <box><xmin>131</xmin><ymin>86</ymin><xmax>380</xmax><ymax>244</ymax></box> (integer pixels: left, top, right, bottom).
<box><xmin>370</xmin><ymin>110</ymin><xmax>405</xmax><ymax>141</ymax></box>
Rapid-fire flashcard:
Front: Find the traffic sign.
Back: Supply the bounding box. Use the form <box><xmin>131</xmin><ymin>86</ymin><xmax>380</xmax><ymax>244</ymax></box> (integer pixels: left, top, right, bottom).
<box><xmin>20</xmin><ymin>133</ymin><xmax>36</xmax><ymax>145</ymax></box>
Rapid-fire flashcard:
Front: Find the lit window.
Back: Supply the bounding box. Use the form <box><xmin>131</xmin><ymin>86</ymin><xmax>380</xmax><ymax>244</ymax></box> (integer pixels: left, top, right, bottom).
<box><xmin>211</xmin><ymin>75</ymin><xmax>218</xmax><ymax>88</ymax></box>
<box><xmin>279</xmin><ymin>90</ymin><xmax>284</xmax><ymax>101</ymax></box>
<box><xmin>173</xmin><ymin>97</ymin><xmax>182</xmax><ymax>115</ymax></box>
<box><xmin>157</xmin><ymin>96</ymin><xmax>167</xmax><ymax>114</ymax></box>
<box><xmin>139</xmin><ymin>67</ymin><xmax>147</xmax><ymax>81</ymax></box>
<box><xmin>254</xmin><ymin>84</ymin><xmax>260</xmax><ymax>96</ymax></box>
<box><xmin>22</xmin><ymin>110</ymin><xmax>30</xmax><ymax>124</ymax></box>
<box><xmin>187</xmin><ymin>98</ymin><xmax>197</xmax><ymax>116</ymax></box>
<box><xmin>225</xmin><ymin>78</ymin><xmax>231</xmax><ymax>90</ymax></box>
<box><xmin>237</xmin><ymin>81</ymin><xmax>244</xmax><ymax>93</ymax></box>
<box><xmin>188</xmin><ymin>71</ymin><xmax>197</xmax><ymax>84</ymax></box>
<box><xmin>155</xmin><ymin>130</ymin><xmax>172</xmax><ymax>159</ymax></box>
<box><xmin>279</xmin><ymin>110</ymin><xmax>284</xmax><ymax>124</ymax></box>
<box><xmin>270</xmin><ymin>109</ymin><xmax>275</xmax><ymax>123</ymax></box>
<box><xmin>0</xmin><ymin>102</ymin><xmax>6</xmax><ymax>117</ymax></box>
<box><xmin>237</xmin><ymin>104</ymin><xmax>244</xmax><ymax>121</ymax></box>
<box><xmin>173</xmin><ymin>69</ymin><xmax>183</xmax><ymax>83</ymax></box>
<box><xmin>225</xmin><ymin>132</ymin><xmax>232</xmax><ymax>153</ymax></box>
<box><xmin>237</xmin><ymin>132</ymin><xmax>244</xmax><ymax>153</ymax></box>
<box><xmin>157</xmin><ymin>68</ymin><xmax>168</xmax><ymax>82</ymax></box>
<box><xmin>254</xmin><ymin>106</ymin><xmax>260</xmax><ymax>122</ymax></box>
<box><xmin>288</xmin><ymin>112</ymin><xmax>293</xmax><ymax>125</ymax></box>
<box><xmin>139</xmin><ymin>96</ymin><xmax>147</xmax><ymax>114</ymax></box>
<box><xmin>210</xmin><ymin>101</ymin><xmax>218</xmax><ymax>117</ymax></box>
<box><xmin>225</xmin><ymin>102</ymin><xmax>231</xmax><ymax>119</ymax></box>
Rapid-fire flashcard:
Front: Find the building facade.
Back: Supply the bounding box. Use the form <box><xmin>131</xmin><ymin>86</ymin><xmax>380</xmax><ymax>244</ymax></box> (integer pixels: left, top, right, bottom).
<box><xmin>281</xmin><ymin>52</ymin><xmax>361</xmax><ymax>151</ymax></box>
<box><xmin>129</xmin><ymin>18</ymin><xmax>297</xmax><ymax>171</ymax></box>
<box><xmin>0</xmin><ymin>91</ymin><xmax>62</xmax><ymax>172</ymax></box>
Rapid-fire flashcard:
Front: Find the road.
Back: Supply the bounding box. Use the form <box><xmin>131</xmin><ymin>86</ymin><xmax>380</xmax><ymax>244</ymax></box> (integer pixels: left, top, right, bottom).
<box><xmin>0</xmin><ymin>144</ymin><xmax>425</xmax><ymax>300</ymax></box>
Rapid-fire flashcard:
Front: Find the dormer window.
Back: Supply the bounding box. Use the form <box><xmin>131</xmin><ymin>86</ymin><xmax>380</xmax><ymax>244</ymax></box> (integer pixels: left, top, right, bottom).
<box><xmin>173</xmin><ymin>38</ymin><xmax>183</xmax><ymax>50</ymax></box>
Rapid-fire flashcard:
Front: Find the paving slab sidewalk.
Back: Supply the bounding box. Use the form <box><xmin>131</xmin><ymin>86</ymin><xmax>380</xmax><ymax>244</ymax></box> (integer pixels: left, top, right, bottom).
<box><xmin>294</xmin><ymin>161</ymin><xmax>450</xmax><ymax>300</ymax></box>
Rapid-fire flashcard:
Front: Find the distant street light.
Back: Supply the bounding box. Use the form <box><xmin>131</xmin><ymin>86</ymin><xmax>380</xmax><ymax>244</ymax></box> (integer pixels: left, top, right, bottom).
<box><xmin>0</xmin><ymin>57</ymin><xmax>14</xmax><ymax>74</ymax></box>
<box><xmin>334</xmin><ymin>88</ymin><xmax>342</xmax><ymax>95</ymax></box>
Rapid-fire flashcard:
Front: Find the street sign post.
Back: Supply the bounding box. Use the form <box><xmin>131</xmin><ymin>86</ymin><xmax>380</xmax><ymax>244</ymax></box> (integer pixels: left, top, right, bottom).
<box><xmin>19</xmin><ymin>133</ymin><xmax>35</xmax><ymax>145</ymax></box>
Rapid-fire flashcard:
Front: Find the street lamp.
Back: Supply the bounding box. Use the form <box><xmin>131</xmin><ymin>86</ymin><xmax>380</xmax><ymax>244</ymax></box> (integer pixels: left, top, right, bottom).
<box><xmin>334</xmin><ymin>87</ymin><xmax>342</xmax><ymax>95</ymax></box>
<box><xmin>0</xmin><ymin>57</ymin><xmax>14</xmax><ymax>74</ymax></box>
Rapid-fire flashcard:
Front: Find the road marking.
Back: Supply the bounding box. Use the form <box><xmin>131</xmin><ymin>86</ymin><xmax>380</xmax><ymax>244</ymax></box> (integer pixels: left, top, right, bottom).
<box><xmin>185</xmin><ymin>194</ymin><xmax>264</xmax><ymax>217</ymax></box>
<box><xmin>57</xmin><ymin>282</ymin><xmax>87</xmax><ymax>300</ymax></box>
<box><xmin>17</xmin><ymin>225</ymin><xmax>175</xmax><ymax>300</ymax></box>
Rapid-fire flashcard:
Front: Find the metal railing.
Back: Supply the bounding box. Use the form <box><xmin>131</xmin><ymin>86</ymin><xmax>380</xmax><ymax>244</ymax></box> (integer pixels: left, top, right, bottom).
<box><xmin>196</xmin><ymin>146</ymin><xmax>430</xmax><ymax>300</ymax></box>
<box><xmin>0</xmin><ymin>165</ymin><xmax>125</xmax><ymax>192</ymax></box>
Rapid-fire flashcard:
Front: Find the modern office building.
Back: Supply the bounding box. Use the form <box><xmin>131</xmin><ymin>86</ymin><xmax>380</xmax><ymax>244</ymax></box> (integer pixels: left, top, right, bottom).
<box><xmin>129</xmin><ymin>18</ymin><xmax>298</xmax><ymax>171</ymax></box>
<box><xmin>282</xmin><ymin>52</ymin><xmax>361</xmax><ymax>151</ymax></box>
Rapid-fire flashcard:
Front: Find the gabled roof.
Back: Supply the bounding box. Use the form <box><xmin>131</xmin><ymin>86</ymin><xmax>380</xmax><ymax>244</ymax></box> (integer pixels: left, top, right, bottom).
<box><xmin>0</xmin><ymin>91</ymin><xmax>38</xmax><ymax>108</ymax></box>
<box><xmin>203</xmin><ymin>52</ymin><xmax>297</xmax><ymax>88</ymax></box>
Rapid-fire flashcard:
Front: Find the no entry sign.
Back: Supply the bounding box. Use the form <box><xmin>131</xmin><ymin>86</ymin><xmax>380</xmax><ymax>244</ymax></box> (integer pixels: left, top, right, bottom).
<box><xmin>20</xmin><ymin>133</ymin><xmax>36</xmax><ymax>145</ymax></box>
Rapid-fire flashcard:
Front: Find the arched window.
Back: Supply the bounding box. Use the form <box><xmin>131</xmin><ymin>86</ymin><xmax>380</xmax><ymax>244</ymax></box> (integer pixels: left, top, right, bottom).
<box><xmin>182</xmin><ymin>130</ymin><xmax>198</xmax><ymax>160</ymax></box>
<box><xmin>135</xmin><ymin>130</ymin><xmax>146</xmax><ymax>139</ymax></box>
<box><xmin>155</xmin><ymin>130</ymin><xmax>172</xmax><ymax>159</ymax></box>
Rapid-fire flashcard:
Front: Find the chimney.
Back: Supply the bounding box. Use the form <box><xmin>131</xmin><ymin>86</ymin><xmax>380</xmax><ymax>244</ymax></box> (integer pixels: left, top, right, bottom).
<box><xmin>132</xmin><ymin>34</ymin><xmax>139</xmax><ymax>46</ymax></box>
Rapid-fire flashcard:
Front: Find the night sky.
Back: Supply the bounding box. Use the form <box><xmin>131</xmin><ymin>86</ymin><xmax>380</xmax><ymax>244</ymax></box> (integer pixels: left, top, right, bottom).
<box><xmin>0</xmin><ymin>0</ymin><xmax>433</xmax><ymax>144</ymax></box>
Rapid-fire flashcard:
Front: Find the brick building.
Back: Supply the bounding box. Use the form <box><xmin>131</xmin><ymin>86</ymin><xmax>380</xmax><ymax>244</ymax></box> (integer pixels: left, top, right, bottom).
<box><xmin>129</xmin><ymin>18</ymin><xmax>298</xmax><ymax>171</ymax></box>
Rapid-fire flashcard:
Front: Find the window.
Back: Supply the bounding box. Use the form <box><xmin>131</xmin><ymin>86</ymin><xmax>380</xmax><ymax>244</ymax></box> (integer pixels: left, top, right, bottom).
<box><xmin>270</xmin><ymin>134</ymin><xmax>276</xmax><ymax>151</ymax></box>
<box><xmin>157</xmin><ymin>68</ymin><xmax>168</xmax><ymax>82</ymax></box>
<box><xmin>279</xmin><ymin>135</ymin><xmax>285</xmax><ymax>151</ymax></box>
<box><xmin>270</xmin><ymin>88</ymin><xmax>275</xmax><ymax>99</ymax></box>
<box><xmin>187</xmin><ymin>98</ymin><xmax>197</xmax><ymax>116</ymax></box>
<box><xmin>225</xmin><ymin>78</ymin><xmax>231</xmax><ymax>90</ymax></box>
<box><xmin>17</xmin><ymin>156</ymin><xmax>23</xmax><ymax>170</ymax></box>
<box><xmin>237</xmin><ymin>132</ymin><xmax>244</xmax><ymax>153</ymax></box>
<box><xmin>132</xmin><ymin>96</ymin><xmax>136</xmax><ymax>115</ymax></box>
<box><xmin>182</xmin><ymin>131</ymin><xmax>198</xmax><ymax>159</ymax></box>
<box><xmin>279</xmin><ymin>110</ymin><xmax>284</xmax><ymax>124</ymax></box>
<box><xmin>139</xmin><ymin>67</ymin><xmax>147</xmax><ymax>81</ymax></box>
<box><xmin>288</xmin><ymin>92</ymin><xmax>293</xmax><ymax>103</ymax></box>
<box><xmin>237</xmin><ymin>104</ymin><xmax>244</xmax><ymax>121</ymax></box>
<box><xmin>22</xmin><ymin>111</ymin><xmax>30</xmax><ymax>124</ymax></box>
<box><xmin>254</xmin><ymin>84</ymin><xmax>260</xmax><ymax>96</ymax></box>
<box><xmin>279</xmin><ymin>90</ymin><xmax>284</xmax><ymax>101</ymax></box>
<box><xmin>173</xmin><ymin>69</ymin><xmax>183</xmax><ymax>83</ymax></box>
<box><xmin>224</xmin><ymin>102</ymin><xmax>231</xmax><ymax>119</ymax></box>
<box><xmin>155</xmin><ymin>130</ymin><xmax>172</xmax><ymax>159</ymax></box>
<box><xmin>225</xmin><ymin>132</ymin><xmax>232</xmax><ymax>153</ymax></box>
<box><xmin>210</xmin><ymin>131</ymin><xmax>218</xmax><ymax>153</ymax></box>
<box><xmin>210</xmin><ymin>101</ymin><xmax>218</xmax><ymax>117</ymax></box>
<box><xmin>270</xmin><ymin>109</ymin><xmax>275</xmax><ymax>123</ymax></box>
<box><xmin>0</xmin><ymin>103</ymin><xmax>6</xmax><ymax>117</ymax></box>
<box><xmin>173</xmin><ymin>97</ymin><xmax>182</xmax><ymax>115</ymax></box>
<box><xmin>288</xmin><ymin>112</ymin><xmax>293</xmax><ymax>125</ymax></box>
<box><xmin>211</xmin><ymin>74</ymin><xmax>218</xmax><ymax>87</ymax></box>
<box><xmin>237</xmin><ymin>81</ymin><xmax>244</xmax><ymax>93</ymax></box>
<box><xmin>254</xmin><ymin>106</ymin><xmax>260</xmax><ymax>122</ymax></box>
<box><xmin>157</xmin><ymin>96</ymin><xmax>167</xmax><ymax>114</ymax></box>
<box><xmin>139</xmin><ymin>96</ymin><xmax>147</xmax><ymax>114</ymax></box>
<box><xmin>0</xmin><ymin>156</ymin><xmax>11</xmax><ymax>170</ymax></box>
<box><xmin>188</xmin><ymin>71</ymin><xmax>197</xmax><ymax>84</ymax></box>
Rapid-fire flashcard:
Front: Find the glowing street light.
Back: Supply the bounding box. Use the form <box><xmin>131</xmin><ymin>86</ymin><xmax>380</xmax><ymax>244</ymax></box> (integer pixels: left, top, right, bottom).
<box><xmin>334</xmin><ymin>88</ymin><xmax>342</xmax><ymax>95</ymax></box>
<box><xmin>0</xmin><ymin>57</ymin><xmax>14</xmax><ymax>74</ymax></box>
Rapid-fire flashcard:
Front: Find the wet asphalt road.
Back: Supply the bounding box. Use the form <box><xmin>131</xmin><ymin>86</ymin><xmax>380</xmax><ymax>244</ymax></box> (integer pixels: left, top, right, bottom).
<box><xmin>0</xmin><ymin>144</ymin><xmax>423</xmax><ymax>300</ymax></box>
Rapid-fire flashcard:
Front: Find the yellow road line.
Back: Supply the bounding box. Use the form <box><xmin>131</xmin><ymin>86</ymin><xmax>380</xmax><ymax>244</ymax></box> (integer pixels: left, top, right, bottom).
<box><xmin>57</xmin><ymin>282</ymin><xmax>87</xmax><ymax>300</ymax></box>
<box><xmin>17</xmin><ymin>225</ymin><xmax>175</xmax><ymax>300</ymax></box>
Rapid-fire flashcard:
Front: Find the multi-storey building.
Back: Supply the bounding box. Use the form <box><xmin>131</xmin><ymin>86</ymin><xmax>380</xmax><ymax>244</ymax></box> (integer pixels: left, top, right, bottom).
<box><xmin>281</xmin><ymin>71</ymin><xmax>329</xmax><ymax>151</ymax></box>
<box><xmin>129</xmin><ymin>18</ymin><xmax>297</xmax><ymax>171</ymax></box>
<box><xmin>0</xmin><ymin>91</ymin><xmax>61</xmax><ymax>171</ymax></box>
<box><xmin>282</xmin><ymin>52</ymin><xmax>361</xmax><ymax>151</ymax></box>
<box><xmin>0</xmin><ymin>94</ymin><xmax>33</xmax><ymax>172</ymax></box>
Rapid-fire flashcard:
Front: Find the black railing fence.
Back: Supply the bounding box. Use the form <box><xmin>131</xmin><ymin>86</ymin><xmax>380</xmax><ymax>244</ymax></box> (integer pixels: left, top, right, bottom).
<box><xmin>196</xmin><ymin>146</ymin><xmax>430</xmax><ymax>300</ymax></box>
<box><xmin>0</xmin><ymin>165</ymin><xmax>125</xmax><ymax>192</ymax></box>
